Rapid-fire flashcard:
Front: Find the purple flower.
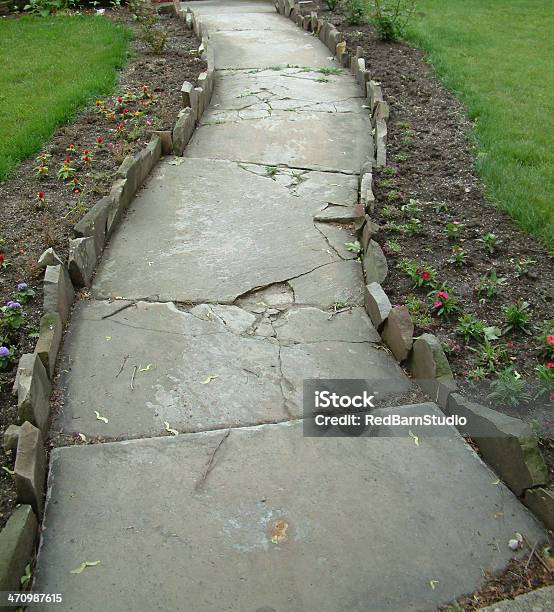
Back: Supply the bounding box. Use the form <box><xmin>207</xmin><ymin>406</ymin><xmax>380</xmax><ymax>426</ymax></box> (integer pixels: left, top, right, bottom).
<box><xmin>6</xmin><ymin>301</ymin><xmax>21</xmax><ymax>309</ymax></box>
<box><xmin>17</xmin><ymin>282</ymin><xmax>28</xmax><ymax>291</ymax></box>
<box><xmin>0</xmin><ymin>346</ymin><xmax>10</xmax><ymax>358</ymax></box>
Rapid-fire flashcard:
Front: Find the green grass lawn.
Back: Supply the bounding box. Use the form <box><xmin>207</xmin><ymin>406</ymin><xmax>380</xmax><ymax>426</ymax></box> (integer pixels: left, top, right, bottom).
<box><xmin>0</xmin><ymin>15</ymin><xmax>131</xmax><ymax>180</ymax></box>
<box><xmin>405</xmin><ymin>0</ymin><xmax>554</xmax><ymax>249</ymax></box>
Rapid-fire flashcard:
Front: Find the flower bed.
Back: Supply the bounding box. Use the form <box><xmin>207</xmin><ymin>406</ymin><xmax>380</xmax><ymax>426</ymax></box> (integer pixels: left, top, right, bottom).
<box><xmin>0</xmin><ymin>6</ymin><xmax>206</xmax><ymax>531</ymax></box>
<box><xmin>303</xmin><ymin>1</ymin><xmax>553</xmax><ymax>434</ymax></box>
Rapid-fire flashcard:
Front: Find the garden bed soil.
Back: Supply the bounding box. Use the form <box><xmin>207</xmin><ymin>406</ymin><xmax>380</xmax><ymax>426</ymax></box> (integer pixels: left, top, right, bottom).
<box><xmin>0</xmin><ymin>7</ymin><xmax>205</xmax><ymax>531</ymax></box>
<box><xmin>307</xmin><ymin>2</ymin><xmax>553</xmax><ymax>428</ymax></box>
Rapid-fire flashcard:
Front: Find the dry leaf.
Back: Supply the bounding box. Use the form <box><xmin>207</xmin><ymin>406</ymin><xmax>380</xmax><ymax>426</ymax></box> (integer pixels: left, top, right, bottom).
<box><xmin>78</xmin><ymin>433</ymin><xmax>87</xmax><ymax>442</ymax></box>
<box><xmin>408</xmin><ymin>430</ymin><xmax>419</xmax><ymax>446</ymax></box>
<box><xmin>70</xmin><ymin>560</ymin><xmax>100</xmax><ymax>575</ymax></box>
<box><xmin>164</xmin><ymin>422</ymin><xmax>178</xmax><ymax>436</ymax></box>
<box><xmin>429</xmin><ymin>580</ymin><xmax>439</xmax><ymax>590</ymax></box>
<box><xmin>140</xmin><ymin>363</ymin><xmax>153</xmax><ymax>372</ymax></box>
<box><xmin>201</xmin><ymin>375</ymin><xmax>219</xmax><ymax>384</ymax></box>
<box><xmin>94</xmin><ymin>411</ymin><xmax>108</xmax><ymax>424</ymax></box>
<box><xmin>2</xmin><ymin>466</ymin><xmax>15</xmax><ymax>476</ymax></box>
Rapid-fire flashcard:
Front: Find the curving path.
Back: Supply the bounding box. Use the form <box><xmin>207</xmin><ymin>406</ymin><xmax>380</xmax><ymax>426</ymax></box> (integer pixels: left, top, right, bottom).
<box><xmin>33</xmin><ymin>2</ymin><xmax>543</xmax><ymax>610</ymax></box>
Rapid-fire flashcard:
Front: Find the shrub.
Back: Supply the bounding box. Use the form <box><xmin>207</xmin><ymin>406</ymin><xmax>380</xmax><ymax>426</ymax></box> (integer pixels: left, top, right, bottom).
<box><xmin>346</xmin><ymin>0</ymin><xmax>366</xmax><ymax>26</ymax></box>
<box><xmin>370</xmin><ymin>0</ymin><xmax>415</xmax><ymax>41</ymax></box>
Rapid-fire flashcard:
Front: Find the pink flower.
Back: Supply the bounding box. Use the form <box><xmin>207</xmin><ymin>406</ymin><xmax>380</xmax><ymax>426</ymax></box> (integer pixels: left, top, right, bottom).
<box><xmin>437</xmin><ymin>290</ymin><xmax>449</xmax><ymax>300</ymax></box>
<box><xmin>433</xmin><ymin>301</ymin><xmax>442</xmax><ymax>309</ymax></box>
<box><xmin>547</xmin><ymin>362</ymin><xmax>554</xmax><ymax>369</ymax></box>
<box><xmin>547</xmin><ymin>335</ymin><xmax>554</xmax><ymax>346</ymax></box>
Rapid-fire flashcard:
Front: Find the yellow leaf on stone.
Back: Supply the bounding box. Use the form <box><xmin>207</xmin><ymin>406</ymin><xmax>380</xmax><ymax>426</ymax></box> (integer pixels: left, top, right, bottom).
<box><xmin>408</xmin><ymin>430</ymin><xmax>419</xmax><ymax>446</ymax></box>
<box><xmin>429</xmin><ymin>580</ymin><xmax>439</xmax><ymax>590</ymax></box>
<box><xmin>201</xmin><ymin>375</ymin><xmax>219</xmax><ymax>384</ymax></box>
<box><xmin>94</xmin><ymin>411</ymin><xmax>108</xmax><ymax>424</ymax></box>
<box><xmin>140</xmin><ymin>363</ymin><xmax>153</xmax><ymax>372</ymax></box>
<box><xmin>70</xmin><ymin>560</ymin><xmax>100</xmax><ymax>575</ymax></box>
<box><xmin>2</xmin><ymin>466</ymin><xmax>15</xmax><ymax>476</ymax></box>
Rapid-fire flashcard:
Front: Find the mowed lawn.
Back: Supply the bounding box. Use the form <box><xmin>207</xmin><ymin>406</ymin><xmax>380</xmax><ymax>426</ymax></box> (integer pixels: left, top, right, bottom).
<box><xmin>406</xmin><ymin>0</ymin><xmax>554</xmax><ymax>249</ymax></box>
<box><xmin>0</xmin><ymin>15</ymin><xmax>130</xmax><ymax>180</ymax></box>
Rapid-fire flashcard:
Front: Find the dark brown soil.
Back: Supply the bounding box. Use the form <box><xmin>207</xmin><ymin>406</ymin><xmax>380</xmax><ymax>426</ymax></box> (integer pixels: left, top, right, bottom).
<box><xmin>307</xmin><ymin>4</ymin><xmax>553</xmax><ymax>426</ymax></box>
<box><xmin>0</xmin><ymin>8</ymin><xmax>205</xmax><ymax>531</ymax></box>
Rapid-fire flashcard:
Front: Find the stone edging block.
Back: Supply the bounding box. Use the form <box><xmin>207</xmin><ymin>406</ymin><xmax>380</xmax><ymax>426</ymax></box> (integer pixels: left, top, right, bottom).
<box><xmin>382</xmin><ymin>305</ymin><xmax>414</xmax><ymax>362</ymax></box>
<box><xmin>43</xmin><ymin>264</ymin><xmax>74</xmax><ymax>324</ymax></box>
<box><xmin>523</xmin><ymin>486</ymin><xmax>554</xmax><ymax>532</ymax></box>
<box><xmin>0</xmin><ymin>505</ymin><xmax>37</xmax><ymax>592</ymax></box>
<box><xmin>445</xmin><ymin>393</ymin><xmax>548</xmax><ymax>496</ymax></box>
<box><xmin>34</xmin><ymin>312</ymin><xmax>62</xmax><ymax>379</ymax></box>
<box><xmin>14</xmin><ymin>421</ymin><xmax>46</xmax><ymax>516</ymax></box>
<box><xmin>16</xmin><ymin>353</ymin><xmax>51</xmax><ymax>434</ymax></box>
<box><xmin>362</xmin><ymin>239</ymin><xmax>388</xmax><ymax>284</ymax></box>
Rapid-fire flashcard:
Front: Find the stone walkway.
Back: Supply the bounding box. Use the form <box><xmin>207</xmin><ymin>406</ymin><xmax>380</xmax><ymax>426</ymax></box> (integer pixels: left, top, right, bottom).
<box><xmin>34</xmin><ymin>2</ymin><xmax>544</xmax><ymax>610</ymax></box>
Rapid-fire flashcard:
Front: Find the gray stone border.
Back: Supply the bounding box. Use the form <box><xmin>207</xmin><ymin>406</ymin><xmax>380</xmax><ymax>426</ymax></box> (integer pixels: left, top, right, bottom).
<box><xmin>278</xmin><ymin>0</ymin><xmax>553</xmax><ymax>530</ymax></box>
<box><xmin>0</xmin><ymin>9</ymin><xmax>212</xmax><ymax>588</ymax></box>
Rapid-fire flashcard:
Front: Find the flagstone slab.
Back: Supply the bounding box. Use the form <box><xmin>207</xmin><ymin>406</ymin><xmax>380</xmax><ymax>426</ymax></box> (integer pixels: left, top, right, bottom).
<box><xmin>92</xmin><ymin>159</ymin><xmax>359</xmax><ymax>304</ymax></box>
<box><xmin>207</xmin><ymin>67</ymin><xmax>364</xmax><ymax>115</ymax></box>
<box><xmin>53</xmin><ymin>301</ymin><xmax>403</xmax><ymax>438</ymax></box>
<box><xmin>185</xmin><ymin>109</ymin><xmax>371</xmax><ymax>173</ymax></box>
<box><xmin>34</xmin><ymin>416</ymin><xmax>544</xmax><ymax>611</ymax></box>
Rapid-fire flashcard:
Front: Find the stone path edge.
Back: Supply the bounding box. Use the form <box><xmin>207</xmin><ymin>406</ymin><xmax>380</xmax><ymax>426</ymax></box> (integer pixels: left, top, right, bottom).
<box><xmin>276</xmin><ymin>0</ymin><xmax>554</xmax><ymax>533</ymax></box>
<box><xmin>0</xmin><ymin>4</ymin><xmax>213</xmax><ymax>592</ymax></box>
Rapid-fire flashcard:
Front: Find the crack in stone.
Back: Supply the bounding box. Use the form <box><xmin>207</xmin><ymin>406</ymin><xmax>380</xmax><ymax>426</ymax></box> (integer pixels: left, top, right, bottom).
<box><xmin>313</xmin><ymin>222</ymin><xmax>355</xmax><ymax>262</ymax></box>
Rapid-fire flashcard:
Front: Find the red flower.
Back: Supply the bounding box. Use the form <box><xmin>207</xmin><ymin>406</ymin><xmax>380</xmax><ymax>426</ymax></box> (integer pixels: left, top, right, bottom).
<box><xmin>0</xmin><ymin>254</ymin><xmax>5</xmax><ymax>264</ymax></box>
<box><xmin>546</xmin><ymin>362</ymin><xmax>554</xmax><ymax>369</ymax></box>
<box><xmin>37</xmin><ymin>191</ymin><xmax>44</xmax><ymax>199</ymax></box>
<box><xmin>506</xmin><ymin>341</ymin><xmax>514</xmax><ymax>349</ymax></box>
<box><xmin>117</xmin><ymin>96</ymin><xmax>123</xmax><ymax>104</ymax></box>
<box><xmin>123</xmin><ymin>108</ymin><xmax>129</xmax><ymax>115</ymax></box>
<box><xmin>547</xmin><ymin>335</ymin><xmax>554</xmax><ymax>346</ymax></box>
<box><xmin>64</xmin><ymin>156</ymin><xmax>71</xmax><ymax>164</ymax></box>
<box><xmin>437</xmin><ymin>290</ymin><xmax>449</xmax><ymax>300</ymax></box>
<box><xmin>421</xmin><ymin>271</ymin><xmax>431</xmax><ymax>281</ymax></box>
<box><xmin>433</xmin><ymin>301</ymin><xmax>442</xmax><ymax>309</ymax></box>
<box><xmin>96</xmin><ymin>136</ymin><xmax>104</xmax><ymax>144</ymax></box>
<box><xmin>83</xmin><ymin>149</ymin><xmax>89</xmax><ymax>155</ymax></box>
<box><xmin>83</xmin><ymin>156</ymin><xmax>91</xmax><ymax>163</ymax></box>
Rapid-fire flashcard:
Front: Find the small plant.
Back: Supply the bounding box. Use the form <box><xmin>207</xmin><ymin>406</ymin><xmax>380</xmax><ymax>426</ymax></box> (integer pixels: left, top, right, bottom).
<box><xmin>456</xmin><ymin>314</ymin><xmax>485</xmax><ymax>343</ymax></box>
<box><xmin>429</xmin><ymin>288</ymin><xmax>457</xmax><ymax>317</ymax></box>
<box><xmin>488</xmin><ymin>368</ymin><xmax>529</xmax><ymax>408</ymax></box>
<box><xmin>514</xmin><ymin>258</ymin><xmax>536</xmax><ymax>278</ymax></box>
<box><xmin>477</xmin><ymin>269</ymin><xmax>507</xmax><ymax>299</ymax></box>
<box><xmin>405</xmin><ymin>217</ymin><xmax>422</xmax><ymax>234</ymax></box>
<box><xmin>129</xmin><ymin>0</ymin><xmax>168</xmax><ymax>54</ymax></box>
<box><xmin>0</xmin><ymin>253</ymin><xmax>9</xmax><ymax>269</ymax></box>
<box><xmin>400</xmin><ymin>198</ymin><xmax>421</xmax><ymax>218</ymax></box>
<box><xmin>382</xmin><ymin>166</ymin><xmax>397</xmax><ymax>176</ymax></box>
<box><xmin>345</xmin><ymin>241</ymin><xmax>363</xmax><ymax>257</ymax></box>
<box><xmin>0</xmin><ymin>345</ymin><xmax>14</xmax><ymax>370</ymax></box>
<box><xmin>534</xmin><ymin>363</ymin><xmax>554</xmax><ymax>400</ymax></box>
<box><xmin>383</xmin><ymin>240</ymin><xmax>402</xmax><ymax>255</ymax></box>
<box><xmin>386</xmin><ymin>189</ymin><xmax>401</xmax><ymax>202</ymax></box>
<box><xmin>394</xmin><ymin>151</ymin><xmax>409</xmax><ymax>162</ymax></box>
<box><xmin>66</xmin><ymin>143</ymin><xmax>76</xmax><ymax>154</ymax></box>
<box><xmin>433</xmin><ymin>201</ymin><xmax>449</xmax><ymax>214</ymax></box>
<box><xmin>14</xmin><ymin>282</ymin><xmax>35</xmax><ymax>304</ymax></box>
<box><xmin>57</xmin><ymin>157</ymin><xmax>75</xmax><ymax>180</ymax></box>
<box><xmin>95</xmin><ymin>136</ymin><xmax>105</xmax><ymax>149</ymax></box>
<box><xmin>265</xmin><ymin>166</ymin><xmax>278</xmax><ymax>178</ymax></box>
<box><xmin>381</xmin><ymin>205</ymin><xmax>397</xmax><ymax>220</ymax></box>
<box><xmin>323</xmin><ymin>0</ymin><xmax>338</xmax><ymax>9</ymax></box>
<box><xmin>82</xmin><ymin>149</ymin><xmax>93</xmax><ymax>167</ymax></box>
<box><xmin>447</xmin><ymin>245</ymin><xmax>468</xmax><ymax>267</ymax></box>
<box><xmin>468</xmin><ymin>366</ymin><xmax>487</xmax><ymax>381</ymax></box>
<box><xmin>346</xmin><ymin>0</ymin><xmax>365</xmax><ymax>25</ymax></box>
<box><xmin>405</xmin><ymin>295</ymin><xmax>431</xmax><ymax>328</ymax></box>
<box><xmin>477</xmin><ymin>232</ymin><xmax>502</xmax><ymax>254</ymax></box>
<box><xmin>398</xmin><ymin>260</ymin><xmax>437</xmax><ymax>289</ymax></box>
<box><xmin>537</xmin><ymin>321</ymin><xmax>554</xmax><ymax>360</ymax></box>
<box><xmin>1</xmin><ymin>301</ymin><xmax>25</xmax><ymax>331</ymax></box>
<box><xmin>370</xmin><ymin>0</ymin><xmax>415</xmax><ymax>41</ymax></box>
<box><xmin>35</xmin><ymin>164</ymin><xmax>49</xmax><ymax>178</ymax></box>
<box><xmin>471</xmin><ymin>340</ymin><xmax>508</xmax><ymax>373</ymax></box>
<box><xmin>445</xmin><ymin>222</ymin><xmax>465</xmax><ymax>241</ymax></box>
<box><xmin>36</xmin><ymin>191</ymin><xmax>46</xmax><ymax>210</ymax></box>
<box><xmin>503</xmin><ymin>301</ymin><xmax>531</xmax><ymax>334</ymax></box>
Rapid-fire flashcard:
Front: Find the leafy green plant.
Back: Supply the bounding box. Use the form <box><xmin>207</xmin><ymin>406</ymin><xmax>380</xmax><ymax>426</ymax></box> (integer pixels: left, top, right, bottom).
<box><xmin>456</xmin><ymin>313</ymin><xmax>485</xmax><ymax>342</ymax></box>
<box><xmin>488</xmin><ymin>368</ymin><xmax>529</xmax><ymax>407</ymax></box>
<box><xmin>57</xmin><ymin>157</ymin><xmax>75</xmax><ymax>180</ymax></box>
<box><xmin>471</xmin><ymin>340</ymin><xmax>508</xmax><ymax>373</ymax></box>
<box><xmin>398</xmin><ymin>259</ymin><xmax>437</xmax><ymax>289</ymax></box>
<box><xmin>503</xmin><ymin>301</ymin><xmax>531</xmax><ymax>333</ymax></box>
<box><xmin>445</xmin><ymin>221</ymin><xmax>465</xmax><ymax>241</ymax></box>
<box><xmin>346</xmin><ymin>0</ymin><xmax>366</xmax><ymax>25</ymax></box>
<box><xmin>537</xmin><ymin>320</ymin><xmax>554</xmax><ymax>360</ymax></box>
<box><xmin>370</xmin><ymin>0</ymin><xmax>415</xmax><ymax>41</ymax></box>
<box><xmin>477</xmin><ymin>232</ymin><xmax>502</xmax><ymax>254</ymax></box>
<box><xmin>405</xmin><ymin>295</ymin><xmax>432</xmax><ymax>328</ymax></box>
<box><xmin>400</xmin><ymin>198</ymin><xmax>421</xmax><ymax>218</ymax></box>
<box><xmin>535</xmin><ymin>363</ymin><xmax>554</xmax><ymax>399</ymax></box>
<box><xmin>24</xmin><ymin>0</ymin><xmax>75</xmax><ymax>18</ymax></box>
<box><xmin>1</xmin><ymin>301</ymin><xmax>25</xmax><ymax>332</ymax></box>
<box><xmin>323</xmin><ymin>0</ymin><xmax>338</xmax><ymax>9</ymax></box>
<box><xmin>514</xmin><ymin>258</ymin><xmax>537</xmax><ymax>278</ymax></box>
<box><xmin>429</xmin><ymin>288</ymin><xmax>457</xmax><ymax>317</ymax></box>
<box><xmin>345</xmin><ymin>240</ymin><xmax>363</xmax><ymax>256</ymax></box>
<box><xmin>477</xmin><ymin>269</ymin><xmax>507</xmax><ymax>298</ymax></box>
<box><xmin>0</xmin><ymin>345</ymin><xmax>15</xmax><ymax>370</ymax></box>
<box><xmin>14</xmin><ymin>282</ymin><xmax>35</xmax><ymax>304</ymax></box>
<box><xmin>447</xmin><ymin>245</ymin><xmax>467</xmax><ymax>267</ymax></box>
<box><xmin>384</xmin><ymin>239</ymin><xmax>402</xmax><ymax>255</ymax></box>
